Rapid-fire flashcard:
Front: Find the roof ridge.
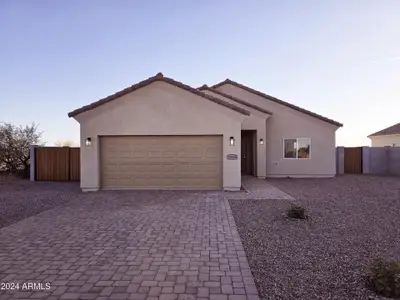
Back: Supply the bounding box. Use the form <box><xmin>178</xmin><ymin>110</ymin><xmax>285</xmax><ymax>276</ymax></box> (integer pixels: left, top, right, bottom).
<box><xmin>68</xmin><ymin>73</ymin><xmax>250</xmax><ymax>118</ymax></box>
<box><xmin>210</xmin><ymin>78</ymin><xmax>343</xmax><ymax>127</ymax></box>
<box><xmin>368</xmin><ymin>121</ymin><xmax>400</xmax><ymax>137</ymax></box>
<box><xmin>198</xmin><ymin>85</ymin><xmax>273</xmax><ymax>115</ymax></box>
<box><xmin>160</xmin><ymin>76</ymin><xmax>250</xmax><ymax>116</ymax></box>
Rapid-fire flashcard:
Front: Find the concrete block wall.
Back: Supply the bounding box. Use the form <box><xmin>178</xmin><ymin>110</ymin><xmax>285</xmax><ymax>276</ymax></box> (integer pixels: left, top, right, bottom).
<box><xmin>388</xmin><ymin>147</ymin><xmax>400</xmax><ymax>176</ymax></box>
<box><xmin>29</xmin><ymin>145</ymin><xmax>37</xmax><ymax>181</ymax></box>
<box><xmin>336</xmin><ymin>146</ymin><xmax>344</xmax><ymax>175</ymax></box>
<box><xmin>362</xmin><ymin>146</ymin><xmax>370</xmax><ymax>174</ymax></box>
<box><xmin>367</xmin><ymin>147</ymin><xmax>388</xmax><ymax>175</ymax></box>
<box><xmin>362</xmin><ymin>146</ymin><xmax>400</xmax><ymax>176</ymax></box>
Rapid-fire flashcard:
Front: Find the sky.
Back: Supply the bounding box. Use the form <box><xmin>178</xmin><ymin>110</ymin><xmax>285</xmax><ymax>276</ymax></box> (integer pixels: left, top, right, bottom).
<box><xmin>0</xmin><ymin>0</ymin><xmax>399</xmax><ymax>146</ymax></box>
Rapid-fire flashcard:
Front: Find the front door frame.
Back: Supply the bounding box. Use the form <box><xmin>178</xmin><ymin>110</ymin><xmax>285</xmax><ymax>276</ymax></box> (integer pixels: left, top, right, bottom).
<box><xmin>241</xmin><ymin>130</ymin><xmax>257</xmax><ymax>176</ymax></box>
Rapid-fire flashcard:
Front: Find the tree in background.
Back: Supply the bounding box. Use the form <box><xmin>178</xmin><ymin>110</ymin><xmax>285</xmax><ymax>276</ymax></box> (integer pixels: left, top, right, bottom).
<box><xmin>0</xmin><ymin>122</ymin><xmax>44</xmax><ymax>177</ymax></box>
<box><xmin>54</xmin><ymin>140</ymin><xmax>77</xmax><ymax>147</ymax></box>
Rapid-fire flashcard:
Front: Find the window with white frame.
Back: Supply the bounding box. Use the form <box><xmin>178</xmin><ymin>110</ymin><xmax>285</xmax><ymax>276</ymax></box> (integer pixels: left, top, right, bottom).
<box><xmin>283</xmin><ymin>138</ymin><xmax>311</xmax><ymax>159</ymax></box>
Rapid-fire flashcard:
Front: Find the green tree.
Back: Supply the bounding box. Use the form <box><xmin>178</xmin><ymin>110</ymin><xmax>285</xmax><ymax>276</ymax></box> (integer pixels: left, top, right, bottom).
<box><xmin>0</xmin><ymin>122</ymin><xmax>44</xmax><ymax>176</ymax></box>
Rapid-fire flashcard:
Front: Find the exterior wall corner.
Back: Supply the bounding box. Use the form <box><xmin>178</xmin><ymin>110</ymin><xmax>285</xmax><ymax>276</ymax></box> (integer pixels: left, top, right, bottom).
<box><xmin>29</xmin><ymin>145</ymin><xmax>37</xmax><ymax>181</ymax></box>
<box><xmin>362</xmin><ymin>146</ymin><xmax>370</xmax><ymax>174</ymax></box>
<box><xmin>256</xmin><ymin>129</ymin><xmax>267</xmax><ymax>178</ymax></box>
<box><xmin>336</xmin><ymin>146</ymin><xmax>345</xmax><ymax>175</ymax></box>
<box><xmin>82</xmin><ymin>187</ymin><xmax>99</xmax><ymax>192</ymax></box>
<box><xmin>223</xmin><ymin>186</ymin><xmax>241</xmax><ymax>192</ymax></box>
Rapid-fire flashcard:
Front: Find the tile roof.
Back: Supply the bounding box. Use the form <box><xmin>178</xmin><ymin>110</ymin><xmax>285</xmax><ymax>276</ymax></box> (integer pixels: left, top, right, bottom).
<box><xmin>211</xmin><ymin>79</ymin><xmax>343</xmax><ymax>127</ymax></box>
<box><xmin>68</xmin><ymin>73</ymin><xmax>250</xmax><ymax>118</ymax></box>
<box><xmin>198</xmin><ymin>85</ymin><xmax>273</xmax><ymax>115</ymax></box>
<box><xmin>368</xmin><ymin>122</ymin><xmax>400</xmax><ymax>137</ymax></box>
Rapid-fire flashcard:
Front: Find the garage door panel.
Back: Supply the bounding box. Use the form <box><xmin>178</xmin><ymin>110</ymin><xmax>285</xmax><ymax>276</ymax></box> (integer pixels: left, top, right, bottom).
<box><xmin>190</xmin><ymin>163</ymin><xmax>220</xmax><ymax>173</ymax></box>
<box><xmin>176</xmin><ymin>150</ymin><xmax>203</xmax><ymax>158</ymax></box>
<box><xmin>100</xmin><ymin>135</ymin><xmax>222</xmax><ymax>189</ymax></box>
<box><xmin>132</xmin><ymin>151</ymin><xmax>146</xmax><ymax>158</ymax></box>
<box><xmin>205</xmin><ymin>148</ymin><xmax>220</xmax><ymax>158</ymax></box>
<box><xmin>103</xmin><ymin>178</ymin><xmax>131</xmax><ymax>188</ymax></box>
<box><xmin>162</xmin><ymin>151</ymin><xmax>175</xmax><ymax>158</ymax></box>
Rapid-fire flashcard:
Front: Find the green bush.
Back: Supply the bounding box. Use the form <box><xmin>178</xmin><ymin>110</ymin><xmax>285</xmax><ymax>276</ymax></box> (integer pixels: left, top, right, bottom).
<box><xmin>366</xmin><ymin>259</ymin><xmax>400</xmax><ymax>298</ymax></box>
<box><xmin>287</xmin><ymin>205</ymin><xmax>308</xmax><ymax>219</ymax></box>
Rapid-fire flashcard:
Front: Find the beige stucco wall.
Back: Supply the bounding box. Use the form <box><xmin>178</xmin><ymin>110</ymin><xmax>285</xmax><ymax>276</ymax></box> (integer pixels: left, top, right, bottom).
<box><xmin>74</xmin><ymin>81</ymin><xmax>245</xmax><ymax>191</ymax></box>
<box><xmin>214</xmin><ymin>84</ymin><xmax>340</xmax><ymax>177</ymax></box>
<box><xmin>203</xmin><ymin>89</ymin><xmax>270</xmax><ymax>178</ymax></box>
<box><xmin>370</xmin><ymin>134</ymin><xmax>400</xmax><ymax>147</ymax></box>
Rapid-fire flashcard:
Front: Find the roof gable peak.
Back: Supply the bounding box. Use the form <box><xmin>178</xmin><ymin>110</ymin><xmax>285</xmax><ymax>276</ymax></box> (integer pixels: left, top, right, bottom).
<box><xmin>68</xmin><ymin>73</ymin><xmax>250</xmax><ymax>118</ymax></box>
<box><xmin>210</xmin><ymin>78</ymin><xmax>343</xmax><ymax>127</ymax></box>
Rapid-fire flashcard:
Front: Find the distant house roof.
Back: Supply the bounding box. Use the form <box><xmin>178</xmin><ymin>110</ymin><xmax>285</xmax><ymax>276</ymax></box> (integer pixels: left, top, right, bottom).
<box><xmin>211</xmin><ymin>78</ymin><xmax>343</xmax><ymax>127</ymax></box>
<box><xmin>198</xmin><ymin>85</ymin><xmax>273</xmax><ymax>115</ymax></box>
<box><xmin>368</xmin><ymin>122</ymin><xmax>400</xmax><ymax>137</ymax></box>
<box><xmin>68</xmin><ymin>73</ymin><xmax>250</xmax><ymax>118</ymax></box>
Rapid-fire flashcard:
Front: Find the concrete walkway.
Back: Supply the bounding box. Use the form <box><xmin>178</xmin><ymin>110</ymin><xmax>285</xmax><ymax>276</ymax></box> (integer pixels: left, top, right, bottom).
<box><xmin>224</xmin><ymin>176</ymin><xmax>295</xmax><ymax>201</ymax></box>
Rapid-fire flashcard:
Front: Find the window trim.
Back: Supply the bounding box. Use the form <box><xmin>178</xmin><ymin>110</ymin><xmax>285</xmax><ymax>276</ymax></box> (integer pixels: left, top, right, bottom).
<box><xmin>283</xmin><ymin>137</ymin><xmax>311</xmax><ymax>159</ymax></box>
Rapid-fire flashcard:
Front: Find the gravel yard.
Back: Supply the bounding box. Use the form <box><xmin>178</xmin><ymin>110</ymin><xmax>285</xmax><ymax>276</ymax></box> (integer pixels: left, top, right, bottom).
<box><xmin>230</xmin><ymin>175</ymin><xmax>400</xmax><ymax>300</ymax></box>
<box><xmin>0</xmin><ymin>178</ymin><xmax>80</xmax><ymax>229</ymax></box>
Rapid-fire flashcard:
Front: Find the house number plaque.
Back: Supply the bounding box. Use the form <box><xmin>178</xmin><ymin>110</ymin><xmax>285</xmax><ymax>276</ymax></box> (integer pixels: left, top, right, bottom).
<box><xmin>226</xmin><ymin>154</ymin><xmax>238</xmax><ymax>160</ymax></box>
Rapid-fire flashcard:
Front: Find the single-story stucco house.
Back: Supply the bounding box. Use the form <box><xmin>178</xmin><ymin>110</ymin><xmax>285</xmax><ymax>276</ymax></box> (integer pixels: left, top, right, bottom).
<box><xmin>68</xmin><ymin>72</ymin><xmax>343</xmax><ymax>192</ymax></box>
<box><xmin>368</xmin><ymin>122</ymin><xmax>400</xmax><ymax>147</ymax></box>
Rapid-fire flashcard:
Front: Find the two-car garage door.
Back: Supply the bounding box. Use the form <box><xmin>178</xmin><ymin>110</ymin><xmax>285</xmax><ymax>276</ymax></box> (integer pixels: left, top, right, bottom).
<box><xmin>100</xmin><ymin>135</ymin><xmax>222</xmax><ymax>189</ymax></box>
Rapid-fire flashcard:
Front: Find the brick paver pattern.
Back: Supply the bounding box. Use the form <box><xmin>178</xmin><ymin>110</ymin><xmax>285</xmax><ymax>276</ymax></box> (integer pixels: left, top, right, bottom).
<box><xmin>0</xmin><ymin>188</ymin><xmax>263</xmax><ymax>300</ymax></box>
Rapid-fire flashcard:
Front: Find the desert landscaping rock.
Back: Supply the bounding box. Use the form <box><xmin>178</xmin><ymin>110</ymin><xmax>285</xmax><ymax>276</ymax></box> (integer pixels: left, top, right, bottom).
<box><xmin>0</xmin><ymin>180</ymin><xmax>81</xmax><ymax>229</ymax></box>
<box><xmin>230</xmin><ymin>175</ymin><xmax>400</xmax><ymax>300</ymax></box>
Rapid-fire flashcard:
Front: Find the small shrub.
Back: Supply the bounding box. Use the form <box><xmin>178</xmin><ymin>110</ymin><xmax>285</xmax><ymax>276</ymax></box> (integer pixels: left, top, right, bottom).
<box><xmin>366</xmin><ymin>259</ymin><xmax>400</xmax><ymax>298</ymax></box>
<box><xmin>287</xmin><ymin>205</ymin><xmax>308</xmax><ymax>219</ymax></box>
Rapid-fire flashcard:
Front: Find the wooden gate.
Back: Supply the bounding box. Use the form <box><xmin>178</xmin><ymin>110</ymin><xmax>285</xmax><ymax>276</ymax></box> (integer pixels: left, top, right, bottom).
<box><xmin>344</xmin><ymin>147</ymin><xmax>363</xmax><ymax>174</ymax></box>
<box><xmin>35</xmin><ymin>147</ymin><xmax>80</xmax><ymax>181</ymax></box>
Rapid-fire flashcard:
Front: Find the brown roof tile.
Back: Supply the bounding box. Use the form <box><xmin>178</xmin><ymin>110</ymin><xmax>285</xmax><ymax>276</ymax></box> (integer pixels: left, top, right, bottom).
<box><xmin>211</xmin><ymin>79</ymin><xmax>343</xmax><ymax>127</ymax></box>
<box><xmin>68</xmin><ymin>73</ymin><xmax>250</xmax><ymax>118</ymax></box>
<box><xmin>198</xmin><ymin>85</ymin><xmax>273</xmax><ymax>115</ymax></box>
<box><xmin>368</xmin><ymin>122</ymin><xmax>400</xmax><ymax>137</ymax></box>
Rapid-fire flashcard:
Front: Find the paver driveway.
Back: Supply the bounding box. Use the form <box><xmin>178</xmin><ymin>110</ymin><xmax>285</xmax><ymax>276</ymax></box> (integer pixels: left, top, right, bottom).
<box><xmin>0</xmin><ymin>190</ymin><xmax>260</xmax><ymax>300</ymax></box>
